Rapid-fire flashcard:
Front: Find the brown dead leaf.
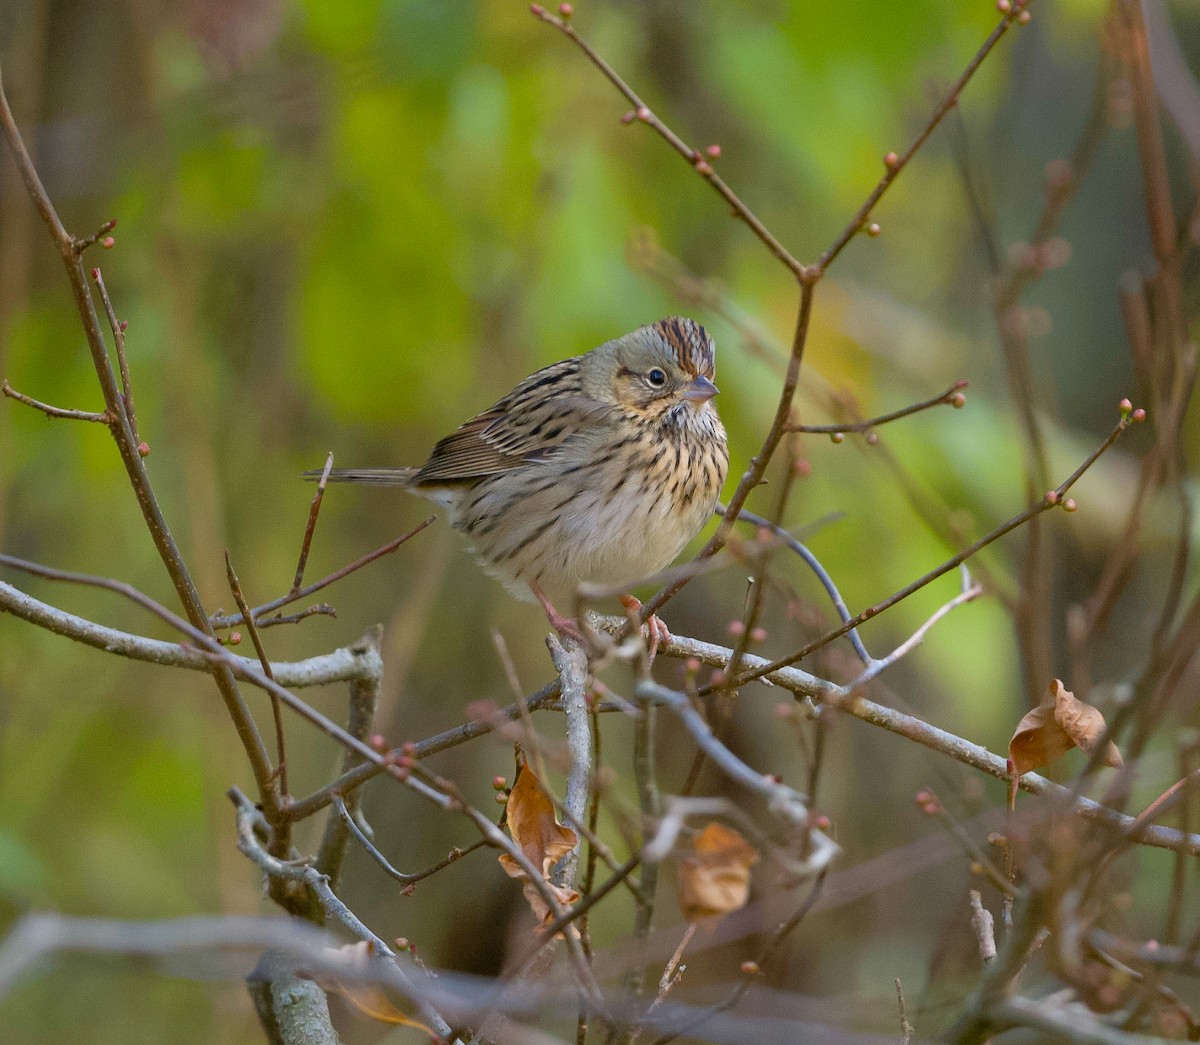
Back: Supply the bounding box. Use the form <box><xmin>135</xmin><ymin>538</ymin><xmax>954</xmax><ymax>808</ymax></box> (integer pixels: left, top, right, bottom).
<box><xmin>315</xmin><ymin>942</ymin><xmax>433</xmax><ymax>1034</ymax></box>
<box><xmin>498</xmin><ymin>759</ymin><xmax>580</xmax><ymax>929</ymax></box>
<box><xmin>677</xmin><ymin>821</ymin><xmax>760</xmax><ymax>922</ymax></box>
<box><xmin>1008</xmin><ymin>679</ymin><xmax>1124</xmax><ymax>805</ymax></box>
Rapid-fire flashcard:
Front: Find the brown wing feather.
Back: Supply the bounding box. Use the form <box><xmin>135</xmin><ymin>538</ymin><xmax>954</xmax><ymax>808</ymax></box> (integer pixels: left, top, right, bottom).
<box><xmin>411</xmin><ymin>357</ymin><xmax>603</xmax><ymax>485</ymax></box>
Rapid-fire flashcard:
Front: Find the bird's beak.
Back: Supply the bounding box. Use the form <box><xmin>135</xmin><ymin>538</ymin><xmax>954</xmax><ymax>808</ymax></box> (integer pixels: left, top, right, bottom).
<box><xmin>681</xmin><ymin>374</ymin><xmax>719</xmax><ymax>403</ymax></box>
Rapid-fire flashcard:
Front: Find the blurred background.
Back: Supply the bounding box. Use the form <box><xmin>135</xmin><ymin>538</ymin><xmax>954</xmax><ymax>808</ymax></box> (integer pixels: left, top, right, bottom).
<box><xmin>1</xmin><ymin>0</ymin><xmax>1197</xmax><ymax>1041</ymax></box>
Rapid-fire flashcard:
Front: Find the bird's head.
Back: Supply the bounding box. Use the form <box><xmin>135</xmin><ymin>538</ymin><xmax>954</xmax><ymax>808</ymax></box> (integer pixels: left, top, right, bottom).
<box><xmin>584</xmin><ymin>317</ymin><xmax>719</xmax><ymax>420</ymax></box>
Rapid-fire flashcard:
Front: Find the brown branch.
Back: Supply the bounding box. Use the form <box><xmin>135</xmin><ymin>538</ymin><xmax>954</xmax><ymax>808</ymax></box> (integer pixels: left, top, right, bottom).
<box><xmin>715</xmin><ymin>408</ymin><xmax>1142</xmax><ymax>693</ymax></box>
<box><xmin>530</xmin><ymin>6</ymin><xmax>807</xmax><ymax>280</ymax></box>
<box><xmin>225</xmin><ymin>552</ymin><xmax>288</xmax><ymax>798</ymax></box>
<box><xmin>91</xmin><ymin>267</ymin><xmax>139</xmax><ymax>445</ymax></box>
<box><xmin>330</xmin><ymin>794</ymin><xmax>487</xmax><ymax>887</ymax></box>
<box><xmin>292</xmin><ymin>451</ymin><xmax>333</xmax><ymax>593</ymax></box>
<box><xmin>786</xmin><ymin>380</ymin><xmax>967</xmax><ymax>435</ymax></box>
<box><xmin>646</xmin><ymin>869</ymin><xmax>828</xmax><ymax>1045</ymax></box>
<box><xmin>816</xmin><ymin>7</ymin><xmax>1028</xmax><ymax>273</ymax></box>
<box><xmin>71</xmin><ymin>217</ymin><xmax>116</xmax><ymax>254</ymax></box>
<box><xmin>652</xmin><ymin>630</ymin><xmax>1200</xmax><ymax>854</ymax></box>
<box><xmin>209</xmin><ymin>517</ymin><xmax>434</xmax><ymax>631</ymax></box>
<box><xmin>2</xmin><ymin>379</ymin><xmax>111</xmax><ymax>423</ymax></box>
<box><xmin>283</xmin><ymin>680</ymin><xmax>564</xmax><ymax>822</ymax></box>
<box><xmin>0</xmin><ymin>60</ymin><xmax>281</xmax><ymax>818</ymax></box>
<box><xmin>534</xmin><ymin>5</ymin><xmax>1028</xmax><ymax>641</ymax></box>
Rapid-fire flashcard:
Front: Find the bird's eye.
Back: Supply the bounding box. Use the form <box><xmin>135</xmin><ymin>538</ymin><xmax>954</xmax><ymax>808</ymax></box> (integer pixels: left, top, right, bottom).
<box><xmin>647</xmin><ymin>368</ymin><xmax>667</xmax><ymax>387</ymax></box>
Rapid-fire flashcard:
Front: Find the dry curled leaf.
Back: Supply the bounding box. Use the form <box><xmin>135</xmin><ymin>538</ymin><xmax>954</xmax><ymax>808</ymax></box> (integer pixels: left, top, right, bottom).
<box><xmin>677</xmin><ymin>821</ymin><xmax>759</xmax><ymax>922</ymax></box>
<box><xmin>499</xmin><ymin>759</ymin><xmax>580</xmax><ymax>929</ymax></box>
<box><xmin>314</xmin><ymin>942</ymin><xmax>434</xmax><ymax>1034</ymax></box>
<box><xmin>1008</xmin><ymin>679</ymin><xmax>1123</xmax><ymax>805</ymax></box>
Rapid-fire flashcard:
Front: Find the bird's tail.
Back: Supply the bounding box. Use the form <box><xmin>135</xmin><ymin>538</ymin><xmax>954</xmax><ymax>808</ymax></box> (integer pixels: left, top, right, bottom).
<box><xmin>302</xmin><ymin>466</ymin><xmax>418</xmax><ymax>487</ymax></box>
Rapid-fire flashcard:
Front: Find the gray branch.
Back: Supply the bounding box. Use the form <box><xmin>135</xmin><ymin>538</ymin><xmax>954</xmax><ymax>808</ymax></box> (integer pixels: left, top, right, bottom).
<box><xmin>0</xmin><ymin>579</ymin><xmax>382</xmax><ymax>689</ymax></box>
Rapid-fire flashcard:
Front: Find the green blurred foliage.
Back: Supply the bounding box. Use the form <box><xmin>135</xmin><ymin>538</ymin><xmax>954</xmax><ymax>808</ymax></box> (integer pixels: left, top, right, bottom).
<box><xmin>0</xmin><ymin>0</ymin><xmax>1197</xmax><ymax>1041</ymax></box>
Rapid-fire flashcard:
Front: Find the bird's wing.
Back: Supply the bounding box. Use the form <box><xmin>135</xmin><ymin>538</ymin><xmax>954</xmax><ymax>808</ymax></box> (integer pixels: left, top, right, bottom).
<box><xmin>411</xmin><ymin>357</ymin><xmax>611</xmax><ymax>485</ymax></box>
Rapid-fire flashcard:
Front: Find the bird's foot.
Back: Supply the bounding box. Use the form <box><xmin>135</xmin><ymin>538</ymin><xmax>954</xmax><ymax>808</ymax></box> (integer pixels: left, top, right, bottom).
<box><xmin>530</xmin><ymin>581</ymin><xmax>588</xmax><ymax>647</ymax></box>
<box><xmin>618</xmin><ymin>593</ymin><xmax>671</xmax><ymax>662</ymax></box>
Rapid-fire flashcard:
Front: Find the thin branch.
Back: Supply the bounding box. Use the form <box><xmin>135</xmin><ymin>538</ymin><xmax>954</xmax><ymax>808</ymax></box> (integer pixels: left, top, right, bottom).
<box><xmin>646</xmin><ymin>869</ymin><xmax>828</xmax><ymax>1045</ymax></box>
<box><xmin>209</xmin><ymin>517</ymin><xmax>434</xmax><ymax>630</ymax></box>
<box><xmin>293</xmin><ymin>451</ymin><xmax>334</xmax><ymax>593</ymax></box>
<box><xmin>548</xmin><ymin>634</ymin><xmax>592</xmax><ymax>888</ymax></box>
<box><xmin>2</xmin><ymin>378</ymin><xmax>110</xmax><ymax>423</ymax></box>
<box><xmin>838</xmin><ymin>567</ymin><xmax>983</xmax><ymax>691</ymax></box>
<box><xmin>535</xmin><ymin>855</ymin><xmax>642</xmax><ymax>946</ymax></box>
<box><xmin>284</xmin><ymin>679</ymin><xmax>564</xmax><ymax>822</ymax></box>
<box><xmin>530</xmin><ymin>7</ymin><xmax>807</xmax><ymax>279</ymax></box>
<box><xmin>718</xmin><ymin>409</ymin><xmax>1142</xmax><ymax>692</ymax></box>
<box><xmin>0</xmin><ymin>578</ymin><xmax>381</xmax><ymax>687</ymax></box>
<box><xmin>650</xmin><ymin>631</ymin><xmax>1200</xmax><ymax>854</ymax></box>
<box><xmin>0</xmin><ymin>912</ymin><xmax>333</xmax><ymax>1000</ymax></box>
<box><xmin>0</xmin><ymin>66</ymin><xmax>282</xmax><ymax>815</ymax></box>
<box><xmin>786</xmin><ymin>380</ymin><xmax>968</xmax><ymax>435</ymax></box>
<box><xmin>896</xmin><ymin>978</ymin><xmax>913</xmax><ymax>1045</ymax></box>
<box><xmin>816</xmin><ymin>7</ymin><xmax>1028</xmax><ymax>273</ymax></box>
<box><xmin>230</xmin><ymin>788</ymin><xmax>459</xmax><ymax>1042</ymax></box>
<box><xmin>226</xmin><ymin>551</ymin><xmax>288</xmax><ymax>797</ymax></box>
<box><xmin>331</xmin><ymin>794</ymin><xmax>486</xmax><ymax>887</ymax></box>
<box><xmin>315</xmin><ymin>625</ymin><xmax>384</xmax><ymax>886</ymax></box>
<box><xmin>71</xmin><ymin>217</ymin><xmax>116</xmax><ymax>254</ymax></box>
<box><xmin>718</xmin><ymin>504</ymin><xmax>872</xmax><ymax>666</ymax></box>
<box><xmin>91</xmin><ymin>266</ymin><xmax>139</xmax><ymax>444</ymax></box>
<box><xmin>0</xmin><ymin>554</ymin><xmax>421</xmax><ymax>796</ymax></box>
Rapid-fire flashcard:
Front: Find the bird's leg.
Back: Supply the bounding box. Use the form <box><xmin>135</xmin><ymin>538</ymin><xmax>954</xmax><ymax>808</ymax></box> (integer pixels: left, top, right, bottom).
<box><xmin>618</xmin><ymin>593</ymin><xmax>671</xmax><ymax>663</ymax></box>
<box><xmin>529</xmin><ymin>580</ymin><xmax>588</xmax><ymax>646</ymax></box>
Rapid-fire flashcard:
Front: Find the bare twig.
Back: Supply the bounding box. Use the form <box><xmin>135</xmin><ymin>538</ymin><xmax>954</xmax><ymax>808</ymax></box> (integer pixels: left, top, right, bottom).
<box><xmin>91</xmin><ymin>266</ymin><xmax>139</xmax><ymax>444</ymax></box>
<box><xmin>895</xmin><ymin>978</ymin><xmax>913</xmax><ymax>1045</ymax></box>
<box><xmin>293</xmin><ymin>451</ymin><xmax>334</xmax><ymax>593</ymax></box>
<box><xmin>646</xmin><ymin>869</ymin><xmax>828</xmax><ymax>1045</ymax></box>
<box><xmin>230</xmin><ymin>788</ymin><xmax>459</xmax><ymax>1042</ymax></box>
<box><xmin>0</xmin><ymin>66</ymin><xmax>282</xmax><ymax>815</ymax></box>
<box><xmin>838</xmin><ymin>567</ymin><xmax>983</xmax><ymax>691</ymax></box>
<box><xmin>716</xmin><ymin>409</ymin><xmax>1141</xmax><ymax>693</ymax></box>
<box><xmin>209</xmin><ymin>517</ymin><xmax>434</xmax><ymax>630</ymax></box>
<box><xmin>530</xmin><ymin>6</ymin><xmax>806</xmax><ymax>279</ymax></box>
<box><xmin>314</xmin><ymin>626</ymin><xmax>384</xmax><ymax>886</ymax></box>
<box><xmin>71</xmin><ymin>217</ymin><xmax>116</xmax><ymax>254</ymax></box>
<box><xmin>2</xmin><ymin>378</ymin><xmax>110</xmax><ymax>423</ymax></box>
<box><xmin>650</xmin><ymin>630</ymin><xmax>1200</xmax><ymax>854</ymax></box>
<box><xmin>549</xmin><ymin>634</ymin><xmax>591</xmax><ymax>888</ymax></box>
<box><xmin>0</xmin><ymin>578</ymin><xmax>380</xmax><ymax>688</ymax></box>
<box><xmin>786</xmin><ymin>380</ymin><xmax>968</xmax><ymax>435</ymax></box>
<box><xmin>969</xmin><ymin>891</ymin><xmax>997</xmax><ymax>964</ymax></box>
<box><xmin>226</xmin><ymin>551</ymin><xmax>288</xmax><ymax>797</ymax></box>
<box><xmin>331</xmin><ymin>794</ymin><xmax>486</xmax><ymax>887</ymax></box>
<box><xmin>816</xmin><ymin>8</ymin><xmax>1028</xmax><ymax>273</ymax></box>
<box><xmin>0</xmin><ymin>912</ymin><xmax>333</xmax><ymax>999</ymax></box>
